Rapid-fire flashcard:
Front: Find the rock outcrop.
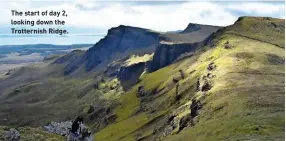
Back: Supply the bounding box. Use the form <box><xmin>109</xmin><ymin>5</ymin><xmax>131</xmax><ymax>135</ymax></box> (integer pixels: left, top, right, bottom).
<box><xmin>148</xmin><ymin>41</ymin><xmax>202</xmax><ymax>72</ymax></box>
<box><xmin>2</xmin><ymin>128</ymin><xmax>20</xmax><ymax>141</ymax></box>
<box><xmin>43</xmin><ymin>121</ymin><xmax>72</xmax><ymax>136</ymax></box>
<box><xmin>43</xmin><ymin>121</ymin><xmax>92</xmax><ymax>141</ymax></box>
<box><xmin>118</xmin><ymin>62</ymin><xmax>146</xmax><ymax>90</ymax></box>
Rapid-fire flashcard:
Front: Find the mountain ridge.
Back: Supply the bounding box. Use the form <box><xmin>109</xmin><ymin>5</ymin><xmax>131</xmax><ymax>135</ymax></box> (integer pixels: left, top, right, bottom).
<box><xmin>54</xmin><ymin>23</ymin><xmax>221</xmax><ymax>75</ymax></box>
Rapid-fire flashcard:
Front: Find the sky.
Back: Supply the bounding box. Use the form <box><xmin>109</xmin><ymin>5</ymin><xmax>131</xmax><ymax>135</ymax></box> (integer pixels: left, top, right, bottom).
<box><xmin>0</xmin><ymin>0</ymin><xmax>284</xmax><ymax>45</ymax></box>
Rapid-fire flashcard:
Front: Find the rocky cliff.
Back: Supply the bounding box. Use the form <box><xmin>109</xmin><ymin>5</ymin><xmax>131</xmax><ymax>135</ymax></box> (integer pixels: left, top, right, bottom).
<box><xmin>54</xmin><ymin>24</ymin><xmax>222</xmax><ymax>75</ymax></box>
<box><xmin>148</xmin><ymin>41</ymin><xmax>201</xmax><ymax>72</ymax></box>
<box><xmin>84</xmin><ymin>25</ymin><xmax>165</xmax><ymax>72</ymax></box>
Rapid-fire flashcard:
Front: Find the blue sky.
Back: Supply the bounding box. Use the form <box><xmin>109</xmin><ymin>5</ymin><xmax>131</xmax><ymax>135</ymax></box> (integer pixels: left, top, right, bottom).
<box><xmin>0</xmin><ymin>0</ymin><xmax>284</xmax><ymax>45</ymax></box>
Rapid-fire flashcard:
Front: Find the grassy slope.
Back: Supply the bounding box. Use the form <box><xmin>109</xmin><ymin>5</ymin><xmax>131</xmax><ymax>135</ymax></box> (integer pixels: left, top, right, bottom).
<box><xmin>0</xmin><ymin>74</ymin><xmax>99</xmax><ymax>127</ymax></box>
<box><xmin>94</xmin><ymin>17</ymin><xmax>285</xmax><ymax>141</ymax></box>
<box><xmin>224</xmin><ymin>16</ymin><xmax>285</xmax><ymax>48</ymax></box>
<box><xmin>166</xmin><ymin>34</ymin><xmax>284</xmax><ymax>141</ymax></box>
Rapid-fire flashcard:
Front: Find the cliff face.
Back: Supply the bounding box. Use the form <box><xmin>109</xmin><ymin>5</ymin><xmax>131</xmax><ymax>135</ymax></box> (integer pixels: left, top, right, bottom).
<box><xmin>148</xmin><ymin>40</ymin><xmax>205</xmax><ymax>72</ymax></box>
<box><xmin>180</xmin><ymin>23</ymin><xmax>222</xmax><ymax>34</ymax></box>
<box><xmin>84</xmin><ymin>25</ymin><xmax>165</xmax><ymax>71</ymax></box>
<box><xmin>118</xmin><ymin>62</ymin><xmax>146</xmax><ymax>90</ymax></box>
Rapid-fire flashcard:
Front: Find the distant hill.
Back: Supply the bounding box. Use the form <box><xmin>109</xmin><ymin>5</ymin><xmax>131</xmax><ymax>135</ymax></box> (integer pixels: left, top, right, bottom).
<box><xmin>181</xmin><ymin>23</ymin><xmax>222</xmax><ymax>34</ymax></box>
<box><xmin>0</xmin><ymin>44</ymin><xmax>93</xmax><ymax>57</ymax></box>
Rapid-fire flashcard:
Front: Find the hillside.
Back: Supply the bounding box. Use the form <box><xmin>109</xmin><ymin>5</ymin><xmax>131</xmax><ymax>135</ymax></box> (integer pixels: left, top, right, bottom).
<box><xmin>92</xmin><ymin>17</ymin><xmax>285</xmax><ymax>141</ymax></box>
<box><xmin>0</xmin><ymin>23</ymin><xmax>219</xmax><ymax>126</ymax></box>
<box><xmin>0</xmin><ymin>17</ymin><xmax>284</xmax><ymax>141</ymax></box>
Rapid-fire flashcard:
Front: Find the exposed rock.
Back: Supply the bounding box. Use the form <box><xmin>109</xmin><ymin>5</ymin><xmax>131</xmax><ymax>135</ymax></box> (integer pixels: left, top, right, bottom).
<box><xmin>201</xmin><ymin>79</ymin><xmax>213</xmax><ymax>92</ymax></box>
<box><xmin>160</xmin><ymin>116</ymin><xmax>180</xmax><ymax>136</ymax></box>
<box><xmin>138</xmin><ymin>86</ymin><xmax>145</xmax><ymax>97</ymax></box>
<box><xmin>207</xmin><ymin>62</ymin><xmax>216</xmax><ymax>71</ymax></box>
<box><xmin>172</xmin><ymin>78</ymin><xmax>179</xmax><ymax>84</ymax></box>
<box><xmin>66</xmin><ymin>124</ymin><xmax>92</xmax><ymax>141</ymax></box>
<box><xmin>3</xmin><ymin>128</ymin><xmax>20</xmax><ymax>141</ymax></box>
<box><xmin>207</xmin><ymin>73</ymin><xmax>216</xmax><ymax>78</ymax></box>
<box><xmin>179</xmin><ymin>69</ymin><xmax>185</xmax><ymax>79</ymax></box>
<box><xmin>224</xmin><ymin>40</ymin><xmax>233</xmax><ymax>49</ymax></box>
<box><xmin>178</xmin><ymin>113</ymin><xmax>192</xmax><ymax>132</ymax></box>
<box><xmin>190</xmin><ymin>99</ymin><xmax>202</xmax><ymax>117</ymax></box>
<box><xmin>118</xmin><ymin>62</ymin><xmax>146</xmax><ymax>91</ymax></box>
<box><xmin>43</xmin><ymin>121</ymin><xmax>72</xmax><ymax>136</ymax></box>
<box><xmin>87</xmin><ymin>105</ymin><xmax>94</xmax><ymax>114</ymax></box>
<box><xmin>5</xmin><ymin>70</ymin><xmax>12</xmax><ymax>76</ymax></box>
<box><xmin>148</xmin><ymin>41</ymin><xmax>202</xmax><ymax>72</ymax></box>
<box><xmin>196</xmin><ymin>78</ymin><xmax>200</xmax><ymax>92</ymax></box>
<box><xmin>177</xmin><ymin>99</ymin><xmax>202</xmax><ymax>132</ymax></box>
<box><xmin>197</xmin><ymin>75</ymin><xmax>213</xmax><ymax>92</ymax></box>
<box><xmin>224</xmin><ymin>44</ymin><xmax>232</xmax><ymax>49</ymax></box>
<box><xmin>175</xmin><ymin>83</ymin><xmax>180</xmax><ymax>99</ymax></box>
<box><xmin>43</xmin><ymin>121</ymin><xmax>92</xmax><ymax>141</ymax></box>
<box><xmin>266</xmin><ymin>53</ymin><xmax>284</xmax><ymax>65</ymax></box>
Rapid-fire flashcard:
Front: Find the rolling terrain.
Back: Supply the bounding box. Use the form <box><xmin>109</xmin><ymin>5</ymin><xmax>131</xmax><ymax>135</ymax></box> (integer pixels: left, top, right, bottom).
<box><xmin>0</xmin><ymin>16</ymin><xmax>284</xmax><ymax>141</ymax></box>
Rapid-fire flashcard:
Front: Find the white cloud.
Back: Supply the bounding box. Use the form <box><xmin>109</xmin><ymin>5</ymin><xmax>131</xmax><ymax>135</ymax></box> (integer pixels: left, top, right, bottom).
<box><xmin>0</xmin><ymin>1</ymin><xmax>284</xmax><ymax>32</ymax></box>
<box><xmin>226</xmin><ymin>2</ymin><xmax>285</xmax><ymax>15</ymax></box>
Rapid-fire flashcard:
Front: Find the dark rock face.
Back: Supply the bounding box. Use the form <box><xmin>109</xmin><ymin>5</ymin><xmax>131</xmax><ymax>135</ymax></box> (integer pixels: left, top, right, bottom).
<box><xmin>207</xmin><ymin>62</ymin><xmax>216</xmax><ymax>71</ymax></box>
<box><xmin>53</xmin><ymin>25</ymin><xmax>165</xmax><ymax>74</ymax></box>
<box><xmin>84</xmin><ymin>25</ymin><xmax>164</xmax><ymax>71</ymax></box>
<box><xmin>181</xmin><ymin>23</ymin><xmax>202</xmax><ymax>33</ymax></box>
<box><xmin>177</xmin><ymin>99</ymin><xmax>202</xmax><ymax>132</ymax></box>
<box><xmin>138</xmin><ymin>86</ymin><xmax>145</xmax><ymax>97</ymax></box>
<box><xmin>180</xmin><ymin>23</ymin><xmax>222</xmax><ymax>34</ymax></box>
<box><xmin>190</xmin><ymin>99</ymin><xmax>201</xmax><ymax>117</ymax></box>
<box><xmin>148</xmin><ymin>42</ymin><xmax>202</xmax><ymax>72</ymax></box>
<box><xmin>118</xmin><ymin>62</ymin><xmax>146</xmax><ymax>91</ymax></box>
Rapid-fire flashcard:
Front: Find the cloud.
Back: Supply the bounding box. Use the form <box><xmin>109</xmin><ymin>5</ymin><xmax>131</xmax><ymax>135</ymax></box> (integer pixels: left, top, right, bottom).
<box><xmin>225</xmin><ymin>2</ymin><xmax>285</xmax><ymax>16</ymax></box>
<box><xmin>0</xmin><ymin>1</ymin><xmax>284</xmax><ymax>33</ymax></box>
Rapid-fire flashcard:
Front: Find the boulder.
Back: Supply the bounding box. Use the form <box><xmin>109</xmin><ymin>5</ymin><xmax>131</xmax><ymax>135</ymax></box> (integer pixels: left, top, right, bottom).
<box><xmin>3</xmin><ymin>128</ymin><xmax>20</xmax><ymax>141</ymax></box>
<box><xmin>138</xmin><ymin>86</ymin><xmax>145</xmax><ymax>97</ymax></box>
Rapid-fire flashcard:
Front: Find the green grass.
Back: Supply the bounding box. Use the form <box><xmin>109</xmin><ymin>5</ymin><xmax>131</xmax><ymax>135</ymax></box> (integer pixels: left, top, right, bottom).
<box><xmin>163</xmin><ymin>33</ymin><xmax>284</xmax><ymax>141</ymax></box>
<box><xmin>95</xmin><ymin>26</ymin><xmax>284</xmax><ymax>141</ymax></box>
<box><xmin>0</xmin><ymin>76</ymin><xmax>100</xmax><ymax>127</ymax></box>
<box><xmin>224</xmin><ymin>16</ymin><xmax>285</xmax><ymax>48</ymax></box>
